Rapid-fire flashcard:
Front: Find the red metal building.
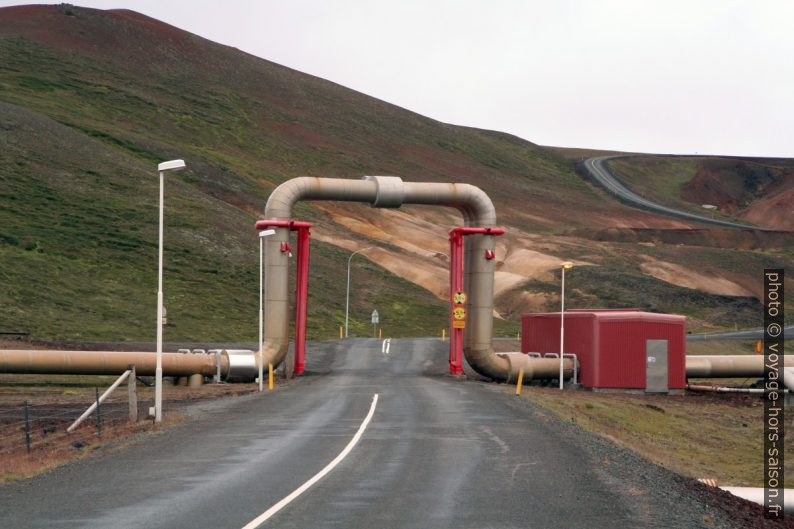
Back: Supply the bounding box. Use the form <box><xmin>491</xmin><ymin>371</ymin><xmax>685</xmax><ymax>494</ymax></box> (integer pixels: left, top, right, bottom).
<box><xmin>521</xmin><ymin>309</ymin><xmax>686</xmax><ymax>392</ymax></box>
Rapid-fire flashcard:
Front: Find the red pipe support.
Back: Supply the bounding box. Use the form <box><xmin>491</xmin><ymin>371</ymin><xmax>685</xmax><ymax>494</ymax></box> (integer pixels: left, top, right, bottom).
<box><xmin>293</xmin><ymin>227</ymin><xmax>310</xmax><ymax>375</ymax></box>
<box><xmin>256</xmin><ymin>220</ymin><xmax>313</xmax><ymax>230</ymax></box>
<box><xmin>448</xmin><ymin>226</ymin><xmax>505</xmax><ymax>376</ymax></box>
<box><xmin>255</xmin><ymin>219</ymin><xmax>313</xmax><ymax>375</ymax></box>
<box><xmin>449</xmin><ymin>227</ymin><xmax>505</xmax><ymax>237</ymax></box>
<box><xmin>449</xmin><ymin>231</ymin><xmax>464</xmax><ymax>375</ymax></box>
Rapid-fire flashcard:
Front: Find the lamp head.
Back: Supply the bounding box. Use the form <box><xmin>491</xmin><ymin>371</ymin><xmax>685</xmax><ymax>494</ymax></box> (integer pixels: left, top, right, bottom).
<box><xmin>158</xmin><ymin>159</ymin><xmax>186</xmax><ymax>172</ymax></box>
<box><xmin>562</xmin><ymin>261</ymin><xmax>574</xmax><ymax>270</ymax></box>
<box><xmin>258</xmin><ymin>229</ymin><xmax>276</xmax><ymax>238</ymax></box>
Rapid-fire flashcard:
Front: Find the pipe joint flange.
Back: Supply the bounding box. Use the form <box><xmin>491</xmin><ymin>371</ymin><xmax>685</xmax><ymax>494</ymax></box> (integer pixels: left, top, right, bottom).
<box><xmin>362</xmin><ymin>175</ymin><xmax>404</xmax><ymax>208</ymax></box>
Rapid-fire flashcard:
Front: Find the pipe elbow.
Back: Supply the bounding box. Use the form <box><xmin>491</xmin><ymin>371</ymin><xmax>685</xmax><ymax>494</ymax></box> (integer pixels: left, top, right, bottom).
<box><xmin>462</xmin><ymin>184</ymin><xmax>497</xmax><ymax>227</ymax></box>
<box><xmin>265</xmin><ymin>177</ymin><xmax>319</xmax><ymax>219</ymax></box>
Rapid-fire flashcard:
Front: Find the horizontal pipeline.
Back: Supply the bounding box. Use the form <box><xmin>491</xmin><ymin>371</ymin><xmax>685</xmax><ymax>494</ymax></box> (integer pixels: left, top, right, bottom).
<box><xmin>0</xmin><ymin>349</ymin><xmax>225</xmax><ymax>377</ymax></box>
<box><xmin>686</xmin><ymin>355</ymin><xmax>794</xmax><ymax>378</ymax></box>
<box><xmin>687</xmin><ymin>384</ymin><xmax>788</xmax><ymax>394</ymax></box>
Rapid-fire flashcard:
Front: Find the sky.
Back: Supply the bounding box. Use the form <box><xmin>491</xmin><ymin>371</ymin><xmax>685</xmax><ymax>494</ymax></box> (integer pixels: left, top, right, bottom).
<box><xmin>3</xmin><ymin>0</ymin><xmax>793</xmax><ymax>157</ymax></box>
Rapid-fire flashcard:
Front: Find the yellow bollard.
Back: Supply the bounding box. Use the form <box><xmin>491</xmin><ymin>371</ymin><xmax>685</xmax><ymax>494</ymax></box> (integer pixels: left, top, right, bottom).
<box><xmin>442</xmin><ymin>328</ymin><xmax>446</xmax><ymax>341</ymax></box>
<box><xmin>379</xmin><ymin>328</ymin><xmax>382</xmax><ymax>339</ymax></box>
<box><xmin>339</xmin><ymin>326</ymin><xmax>343</xmax><ymax>339</ymax></box>
<box><xmin>268</xmin><ymin>363</ymin><xmax>274</xmax><ymax>391</ymax></box>
<box><xmin>515</xmin><ymin>368</ymin><xmax>524</xmax><ymax>396</ymax></box>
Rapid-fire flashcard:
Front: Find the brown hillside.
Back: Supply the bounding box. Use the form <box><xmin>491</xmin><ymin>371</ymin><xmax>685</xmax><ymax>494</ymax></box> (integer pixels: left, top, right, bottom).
<box><xmin>681</xmin><ymin>158</ymin><xmax>794</xmax><ymax>230</ymax></box>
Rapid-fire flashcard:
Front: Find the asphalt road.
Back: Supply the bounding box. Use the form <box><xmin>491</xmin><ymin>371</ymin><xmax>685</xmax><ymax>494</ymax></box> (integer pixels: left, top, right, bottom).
<box><xmin>1</xmin><ymin>339</ymin><xmax>742</xmax><ymax>528</ymax></box>
<box><xmin>583</xmin><ymin>156</ymin><xmax>771</xmax><ymax>231</ymax></box>
<box><xmin>688</xmin><ymin>325</ymin><xmax>792</xmax><ymax>341</ymax></box>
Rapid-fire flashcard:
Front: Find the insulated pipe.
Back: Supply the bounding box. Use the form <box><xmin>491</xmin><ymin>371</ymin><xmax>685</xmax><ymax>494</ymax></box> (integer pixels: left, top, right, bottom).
<box><xmin>687</xmin><ymin>384</ymin><xmax>789</xmax><ymax>394</ymax></box>
<box><xmin>686</xmin><ymin>355</ymin><xmax>794</xmax><ymax>378</ymax></box>
<box><xmin>261</xmin><ymin>176</ymin><xmax>521</xmax><ymax>380</ymax></box>
<box><xmin>720</xmin><ymin>487</ymin><xmax>794</xmax><ymax>514</ymax></box>
<box><xmin>785</xmin><ymin>367</ymin><xmax>794</xmax><ymax>392</ymax></box>
<box><xmin>498</xmin><ymin>353</ymin><xmax>574</xmax><ymax>383</ymax></box>
<box><xmin>0</xmin><ymin>349</ymin><xmax>225</xmax><ymax>377</ymax></box>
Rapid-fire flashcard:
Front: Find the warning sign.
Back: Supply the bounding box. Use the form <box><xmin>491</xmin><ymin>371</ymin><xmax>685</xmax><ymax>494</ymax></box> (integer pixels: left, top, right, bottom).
<box><xmin>453</xmin><ymin>307</ymin><xmax>466</xmax><ymax>320</ymax></box>
<box><xmin>453</xmin><ymin>291</ymin><xmax>467</xmax><ymax>305</ymax></box>
<box><xmin>452</xmin><ymin>320</ymin><xmax>466</xmax><ymax>329</ymax></box>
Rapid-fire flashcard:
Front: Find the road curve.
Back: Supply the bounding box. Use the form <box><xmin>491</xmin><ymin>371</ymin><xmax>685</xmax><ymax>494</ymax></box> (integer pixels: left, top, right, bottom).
<box><xmin>583</xmin><ymin>156</ymin><xmax>769</xmax><ymax>230</ymax></box>
<box><xmin>0</xmin><ymin>339</ymin><xmax>743</xmax><ymax>528</ymax></box>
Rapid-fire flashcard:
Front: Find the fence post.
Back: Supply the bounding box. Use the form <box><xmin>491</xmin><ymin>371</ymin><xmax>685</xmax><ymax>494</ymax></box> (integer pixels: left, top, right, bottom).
<box><xmin>23</xmin><ymin>400</ymin><xmax>31</xmax><ymax>454</ymax></box>
<box><xmin>128</xmin><ymin>364</ymin><xmax>138</xmax><ymax>423</ymax></box>
<box><xmin>95</xmin><ymin>387</ymin><xmax>102</xmax><ymax>439</ymax></box>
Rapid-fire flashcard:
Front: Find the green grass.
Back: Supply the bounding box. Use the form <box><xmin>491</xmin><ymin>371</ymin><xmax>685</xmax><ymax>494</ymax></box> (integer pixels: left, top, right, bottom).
<box><xmin>527</xmin><ymin>387</ymin><xmax>792</xmax><ymax>487</ymax></box>
<box><xmin>607</xmin><ymin>156</ymin><xmax>700</xmax><ymax>208</ymax></box>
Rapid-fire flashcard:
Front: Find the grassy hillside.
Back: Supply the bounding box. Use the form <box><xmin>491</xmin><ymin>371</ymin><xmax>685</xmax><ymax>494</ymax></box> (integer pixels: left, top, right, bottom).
<box><xmin>0</xmin><ymin>5</ymin><xmax>791</xmax><ymax>342</ymax></box>
<box><xmin>605</xmin><ymin>155</ymin><xmax>794</xmax><ymax>230</ymax></box>
<box><xmin>0</xmin><ymin>5</ymin><xmax>551</xmax><ymax>341</ymax></box>
<box><xmin>0</xmin><ymin>102</ymin><xmax>462</xmax><ymax>340</ymax></box>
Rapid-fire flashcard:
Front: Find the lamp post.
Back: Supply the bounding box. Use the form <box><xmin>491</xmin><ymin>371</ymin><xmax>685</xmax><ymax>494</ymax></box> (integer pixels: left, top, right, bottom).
<box><xmin>345</xmin><ymin>247</ymin><xmax>372</xmax><ymax>337</ymax></box>
<box><xmin>559</xmin><ymin>261</ymin><xmax>573</xmax><ymax>390</ymax></box>
<box><xmin>258</xmin><ymin>229</ymin><xmax>276</xmax><ymax>392</ymax></box>
<box><xmin>154</xmin><ymin>159</ymin><xmax>185</xmax><ymax>423</ymax></box>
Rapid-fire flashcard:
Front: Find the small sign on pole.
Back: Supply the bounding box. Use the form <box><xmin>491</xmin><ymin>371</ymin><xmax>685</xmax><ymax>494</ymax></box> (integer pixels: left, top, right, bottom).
<box><xmin>371</xmin><ymin>309</ymin><xmax>379</xmax><ymax>338</ymax></box>
<box><xmin>452</xmin><ymin>305</ymin><xmax>466</xmax><ymax>329</ymax></box>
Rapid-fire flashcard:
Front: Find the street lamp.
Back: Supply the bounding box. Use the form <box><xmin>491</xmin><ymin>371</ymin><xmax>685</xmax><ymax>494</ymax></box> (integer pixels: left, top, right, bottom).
<box><xmin>345</xmin><ymin>247</ymin><xmax>372</xmax><ymax>337</ymax></box>
<box><xmin>258</xmin><ymin>229</ymin><xmax>276</xmax><ymax>392</ymax></box>
<box><xmin>559</xmin><ymin>261</ymin><xmax>573</xmax><ymax>390</ymax></box>
<box><xmin>154</xmin><ymin>159</ymin><xmax>185</xmax><ymax>423</ymax></box>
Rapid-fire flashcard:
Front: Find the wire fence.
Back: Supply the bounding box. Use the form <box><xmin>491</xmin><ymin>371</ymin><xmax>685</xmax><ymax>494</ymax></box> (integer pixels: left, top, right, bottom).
<box><xmin>0</xmin><ymin>386</ymin><xmax>147</xmax><ymax>462</ymax></box>
<box><xmin>0</xmin><ymin>377</ymin><xmax>259</xmax><ymax>480</ymax></box>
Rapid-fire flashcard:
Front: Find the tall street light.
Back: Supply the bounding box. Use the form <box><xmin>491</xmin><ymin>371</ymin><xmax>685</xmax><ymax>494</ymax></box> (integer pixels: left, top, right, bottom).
<box><xmin>559</xmin><ymin>261</ymin><xmax>573</xmax><ymax>390</ymax></box>
<box><xmin>258</xmin><ymin>229</ymin><xmax>276</xmax><ymax>392</ymax></box>
<box><xmin>345</xmin><ymin>247</ymin><xmax>372</xmax><ymax>338</ymax></box>
<box><xmin>154</xmin><ymin>159</ymin><xmax>185</xmax><ymax>423</ymax></box>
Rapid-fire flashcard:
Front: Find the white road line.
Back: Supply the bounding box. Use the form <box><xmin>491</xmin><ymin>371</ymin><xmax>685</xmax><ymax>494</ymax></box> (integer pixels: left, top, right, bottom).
<box><xmin>381</xmin><ymin>338</ymin><xmax>391</xmax><ymax>354</ymax></box>
<box><xmin>241</xmin><ymin>393</ymin><xmax>380</xmax><ymax>529</ymax></box>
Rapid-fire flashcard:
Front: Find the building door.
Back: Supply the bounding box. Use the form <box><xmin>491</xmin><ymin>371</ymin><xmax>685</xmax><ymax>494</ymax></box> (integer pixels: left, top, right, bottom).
<box><xmin>646</xmin><ymin>339</ymin><xmax>669</xmax><ymax>393</ymax></box>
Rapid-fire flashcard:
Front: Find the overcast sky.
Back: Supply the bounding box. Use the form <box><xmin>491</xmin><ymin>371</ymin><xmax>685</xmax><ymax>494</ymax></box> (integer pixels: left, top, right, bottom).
<box><xmin>3</xmin><ymin>1</ymin><xmax>793</xmax><ymax>157</ymax></box>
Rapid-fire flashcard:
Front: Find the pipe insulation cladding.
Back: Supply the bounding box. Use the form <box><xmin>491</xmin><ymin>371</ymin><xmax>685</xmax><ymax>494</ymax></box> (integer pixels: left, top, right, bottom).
<box><xmin>0</xmin><ymin>349</ymin><xmax>230</xmax><ymax>378</ymax></box>
<box><xmin>686</xmin><ymin>355</ymin><xmax>794</xmax><ymax>379</ymax></box>
<box><xmin>260</xmin><ymin>175</ymin><xmax>559</xmax><ymax>383</ymax></box>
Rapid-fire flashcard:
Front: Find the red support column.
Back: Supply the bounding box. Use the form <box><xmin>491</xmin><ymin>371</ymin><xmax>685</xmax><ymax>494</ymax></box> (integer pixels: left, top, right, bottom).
<box><xmin>447</xmin><ymin>226</ymin><xmax>506</xmax><ymax>376</ymax></box>
<box><xmin>255</xmin><ymin>219</ymin><xmax>313</xmax><ymax>376</ymax></box>
<box><xmin>449</xmin><ymin>230</ymin><xmax>465</xmax><ymax>375</ymax></box>
<box><xmin>293</xmin><ymin>227</ymin><xmax>310</xmax><ymax>375</ymax></box>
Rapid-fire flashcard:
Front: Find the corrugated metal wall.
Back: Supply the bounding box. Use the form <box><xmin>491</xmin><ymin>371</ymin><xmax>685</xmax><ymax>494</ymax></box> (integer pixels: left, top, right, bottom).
<box><xmin>522</xmin><ymin>313</ymin><xmax>597</xmax><ymax>387</ymax></box>
<box><xmin>522</xmin><ymin>311</ymin><xmax>686</xmax><ymax>390</ymax></box>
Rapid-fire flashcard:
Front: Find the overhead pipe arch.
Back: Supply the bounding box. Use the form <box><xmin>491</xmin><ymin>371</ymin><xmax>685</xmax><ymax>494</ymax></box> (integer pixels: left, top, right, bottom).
<box><xmin>259</xmin><ymin>175</ymin><xmax>573</xmax><ymax>383</ymax></box>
